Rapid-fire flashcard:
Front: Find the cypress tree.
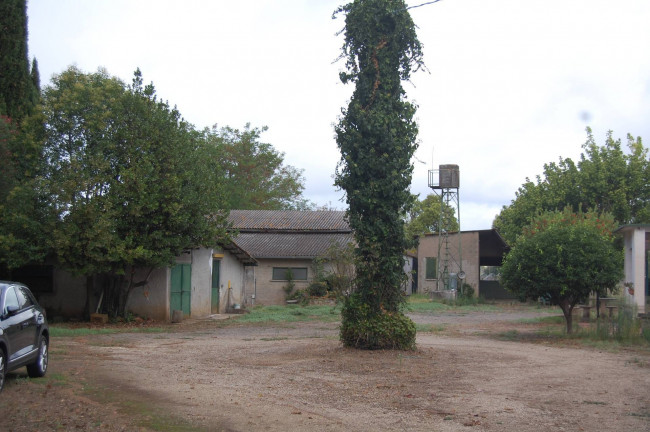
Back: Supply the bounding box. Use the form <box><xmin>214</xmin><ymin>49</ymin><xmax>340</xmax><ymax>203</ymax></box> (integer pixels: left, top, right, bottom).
<box><xmin>0</xmin><ymin>0</ymin><xmax>37</xmax><ymax>121</ymax></box>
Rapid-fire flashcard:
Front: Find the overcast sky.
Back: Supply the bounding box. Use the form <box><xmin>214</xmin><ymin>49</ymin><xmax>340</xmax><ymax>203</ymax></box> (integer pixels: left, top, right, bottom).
<box><xmin>27</xmin><ymin>0</ymin><xmax>650</xmax><ymax>230</ymax></box>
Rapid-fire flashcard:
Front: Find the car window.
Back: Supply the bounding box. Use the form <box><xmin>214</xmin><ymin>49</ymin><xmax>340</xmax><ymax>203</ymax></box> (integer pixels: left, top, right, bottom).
<box><xmin>3</xmin><ymin>287</ymin><xmax>20</xmax><ymax>315</ymax></box>
<box><xmin>15</xmin><ymin>286</ymin><xmax>34</xmax><ymax>309</ymax></box>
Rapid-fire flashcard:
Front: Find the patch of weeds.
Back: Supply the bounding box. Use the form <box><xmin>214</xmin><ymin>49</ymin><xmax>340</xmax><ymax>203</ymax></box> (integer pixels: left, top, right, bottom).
<box><xmin>406</xmin><ymin>295</ymin><xmax>450</xmax><ymax>313</ymax></box>
<box><xmin>234</xmin><ymin>304</ymin><xmax>341</xmax><ymax>324</ymax></box>
<box><xmin>260</xmin><ymin>337</ymin><xmax>289</xmax><ymax>341</ymax></box>
<box><xmin>625</xmin><ymin>357</ymin><xmax>650</xmax><ymax>368</ymax></box>
<box><xmin>628</xmin><ymin>411</ymin><xmax>650</xmax><ymax>418</ymax></box>
<box><xmin>517</xmin><ymin>316</ymin><xmax>565</xmax><ymax>325</ymax></box>
<box><xmin>415</xmin><ymin>323</ymin><xmax>447</xmax><ymax>333</ymax></box>
<box><xmin>497</xmin><ymin>330</ymin><xmax>520</xmax><ymax>341</ymax></box>
<box><xmin>582</xmin><ymin>400</ymin><xmax>606</xmax><ymax>405</ymax></box>
<box><xmin>51</xmin><ymin>325</ymin><xmax>165</xmax><ymax>338</ymax></box>
<box><xmin>46</xmin><ymin>373</ymin><xmax>70</xmax><ymax>387</ymax></box>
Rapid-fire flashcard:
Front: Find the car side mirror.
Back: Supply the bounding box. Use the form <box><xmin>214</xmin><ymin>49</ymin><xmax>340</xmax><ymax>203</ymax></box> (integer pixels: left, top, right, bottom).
<box><xmin>6</xmin><ymin>305</ymin><xmax>20</xmax><ymax>316</ymax></box>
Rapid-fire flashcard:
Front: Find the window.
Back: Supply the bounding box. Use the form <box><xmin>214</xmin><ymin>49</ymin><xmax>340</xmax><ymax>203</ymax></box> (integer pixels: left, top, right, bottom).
<box><xmin>425</xmin><ymin>257</ymin><xmax>437</xmax><ymax>280</ymax></box>
<box><xmin>480</xmin><ymin>266</ymin><xmax>501</xmax><ymax>281</ymax></box>
<box><xmin>272</xmin><ymin>267</ymin><xmax>308</xmax><ymax>281</ymax></box>
<box><xmin>15</xmin><ymin>286</ymin><xmax>34</xmax><ymax>309</ymax></box>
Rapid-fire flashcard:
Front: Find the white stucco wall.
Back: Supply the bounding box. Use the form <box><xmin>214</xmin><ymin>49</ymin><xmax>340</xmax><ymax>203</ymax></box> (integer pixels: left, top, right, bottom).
<box><xmin>620</xmin><ymin>226</ymin><xmax>648</xmax><ymax>314</ymax></box>
<box><xmin>217</xmin><ymin>250</ymin><xmax>247</xmax><ymax>312</ymax></box>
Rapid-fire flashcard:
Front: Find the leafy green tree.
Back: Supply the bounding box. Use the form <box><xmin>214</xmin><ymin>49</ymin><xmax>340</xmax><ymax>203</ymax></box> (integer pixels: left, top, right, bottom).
<box><xmin>494</xmin><ymin>128</ymin><xmax>649</xmax><ymax>244</ymax></box>
<box><xmin>500</xmin><ymin>209</ymin><xmax>623</xmax><ymax>333</ymax></box>
<box><xmin>0</xmin><ymin>112</ymin><xmax>50</xmax><ymax>274</ymax></box>
<box><xmin>405</xmin><ymin>194</ymin><xmax>459</xmax><ymax>240</ymax></box>
<box><xmin>334</xmin><ymin>0</ymin><xmax>424</xmax><ymax>349</ymax></box>
<box><xmin>205</xmin><ymin>124</ymin><xmax>310</xmax><ymax>210</ymax></box>
<box><xmin>0</xmin><ymin>0</ymin><xmax>39</xmax><ymax>121</ymax></box>
<box><xmin>40</xmin><ymin>67</ymin><xmax>229</xmax><ymax>316</ymax></box>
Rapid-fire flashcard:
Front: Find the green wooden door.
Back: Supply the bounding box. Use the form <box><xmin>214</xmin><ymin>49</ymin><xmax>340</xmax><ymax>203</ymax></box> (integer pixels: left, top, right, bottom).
<box><xmin>211</xmin><ymin>259</ymin><xmax>220</xmax><ymax>314</ymax></box>
<box><xmin>170</xmin><ymin>264</ymin><xmax>191</xmax><ymax>318</ymax></box>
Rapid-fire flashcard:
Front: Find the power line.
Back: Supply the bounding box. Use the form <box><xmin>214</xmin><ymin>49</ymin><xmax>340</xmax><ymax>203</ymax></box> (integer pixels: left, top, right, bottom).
<box><xmin>391</xmin><ymin>0</ymin><xmax>444</xmax><ymax>15</ymax></box>
<box><xmin>406</xmin><ymin>0</ymin><xmax>444</xmax><ymax>11</ymax></box>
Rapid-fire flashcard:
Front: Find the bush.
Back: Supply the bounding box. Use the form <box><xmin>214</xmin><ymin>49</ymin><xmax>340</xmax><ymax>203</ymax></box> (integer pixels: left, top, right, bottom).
<box><xmin>287</xmin><ymin>288</ymin><xmax>310</xmax><ymax>306</ymax></box>
<box><xmin>307</xmin><ymin>281</ymin><xmax>328</xmax><ymax>298</ymax></box>
<box><xmin>459</xmin><ymin>283</ymin><xmax>475</xmax><ymax>299</ymax></box>
<box><xmin>339</xmin><ymin>294</ymin><xmax>416</xmax><ymax>350</ymax></box>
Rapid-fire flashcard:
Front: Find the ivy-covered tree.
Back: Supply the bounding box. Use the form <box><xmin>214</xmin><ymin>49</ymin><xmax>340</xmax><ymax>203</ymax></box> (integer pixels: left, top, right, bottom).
<box><xmin>405</xmin><ymin>194</ymin><xmax>459</xmax><ymax>241</ymax></box>
<box><xmin>334</xmin><ymin>0</ymin><xmax>424</xmax><ymax>349</ymax></box>
<box><xmin>500</xmin><ymin>209</ymin><xmax>623</xmax><ymax>333</ymax></box>
<box><xmin>494</xmin><ymin>128</ymin><xmax>649</xmax><ymax>245</ymax></box>
<box><xmin>205</xmin><ymin>124</ymin><xmax>310</xmax><ymax>210</ymax></box>
<box><xmin>40</xmin><ymin>67</ymin><xmax>229</xmax><ymax>317</ymax></box>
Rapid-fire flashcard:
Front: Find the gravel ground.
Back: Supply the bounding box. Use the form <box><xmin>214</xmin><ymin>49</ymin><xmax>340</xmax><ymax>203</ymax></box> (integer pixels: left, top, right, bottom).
<box><xmin>1</xmin><ymin>306</ymin><xmax>648</xmax><ymax>432</ymax></box>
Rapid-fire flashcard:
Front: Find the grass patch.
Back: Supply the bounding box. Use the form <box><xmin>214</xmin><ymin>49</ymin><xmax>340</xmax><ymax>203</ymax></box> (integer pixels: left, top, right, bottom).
<box><xmin>517</xmin><ymin>315</ymin><xmax>565</xmax><ymax>325</ymax></box>
<box><xmin>50</xmin><ymin>325</ymin><xmax>165</xmax><ymax>338</ymax></box>
<box><xmin>497</xmin><ymin>330</ymin><xmax>520</xmax><ymax>341</ymax></box>
<box><xmin>406</xmin><ymin>293</ymin><xmax>499</xmax><ymax>313</ymax></box>
<box><xmin>235</xmin><ymin>304</ymin><xmax>341</xmax><ymax>324</ymax></box>
<box><xmin>415</xmin><ymin>323</ymin><xmax>447</xmax><ymax>333</ymax></box>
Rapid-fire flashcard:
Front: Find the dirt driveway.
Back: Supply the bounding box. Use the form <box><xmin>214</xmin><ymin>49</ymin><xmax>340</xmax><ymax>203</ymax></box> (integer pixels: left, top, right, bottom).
<box><xmin>1</xmin><ymin>306</ymin><xmax>649</xmax><ymax>432</ymax></box>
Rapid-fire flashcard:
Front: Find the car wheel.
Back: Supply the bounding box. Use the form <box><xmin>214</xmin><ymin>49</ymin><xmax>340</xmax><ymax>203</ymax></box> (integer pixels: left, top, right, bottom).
<box><xmin>0</xmin><ymin>349</ymin><xmax>5</xmax><ymax>392</ymax></box>
<box><xmin>26</xmin><ymin>336</ymin><xmax>48</xmax><ymax>378</ymax></box>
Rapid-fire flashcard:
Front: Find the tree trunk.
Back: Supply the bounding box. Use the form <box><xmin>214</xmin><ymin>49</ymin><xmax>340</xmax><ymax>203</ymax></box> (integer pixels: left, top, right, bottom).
<box><xmin>559</xmin><ymin>299</ymin><xmax>574</xmax><ymax>334</ymax></box>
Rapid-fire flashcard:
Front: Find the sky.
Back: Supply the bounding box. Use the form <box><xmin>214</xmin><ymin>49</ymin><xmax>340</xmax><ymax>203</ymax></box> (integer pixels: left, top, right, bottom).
<box><xmin>27</xmin><ymin>0</ymin><xmax>650</xmax><ymax>230</ymax></box>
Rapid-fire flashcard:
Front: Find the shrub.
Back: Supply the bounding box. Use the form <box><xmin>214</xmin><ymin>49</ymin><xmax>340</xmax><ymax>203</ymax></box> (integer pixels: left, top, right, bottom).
<box><xmin>307</xmin><ymin>281</ymin><xmax>328</xmax><ymax>298</ymax></box>
<box><xmin>340</xmin><ymin>294</ymin><xmax>416</xmax><ymax>350</ymax></box>
<box><xmin>287</xmin><ymin>288</ymin><xmax>310</xmax><ymax>306</ymax></box>
<box><xmin>459</xmin><ymin>283</ymin><xmax>475</xmax><ymax>299</ymax></box>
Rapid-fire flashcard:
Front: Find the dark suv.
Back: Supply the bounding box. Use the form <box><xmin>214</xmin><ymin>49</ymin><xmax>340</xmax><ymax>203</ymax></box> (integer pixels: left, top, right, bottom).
<box><xmin>0</xmin><ymin>281</ymin><xmax>49</xmax><ymax>392</ymax></box>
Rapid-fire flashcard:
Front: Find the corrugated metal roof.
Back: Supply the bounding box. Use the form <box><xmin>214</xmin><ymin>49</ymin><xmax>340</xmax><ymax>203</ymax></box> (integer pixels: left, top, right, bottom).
<box><xmin>232</xmin><ymin>232</ymin><xmax>354</xmax><ymax>258</ymax></box>
<box><xmin>228</xmin><ymin>210</ymin><xmax>350</xmax><ymax>232</ymax></box>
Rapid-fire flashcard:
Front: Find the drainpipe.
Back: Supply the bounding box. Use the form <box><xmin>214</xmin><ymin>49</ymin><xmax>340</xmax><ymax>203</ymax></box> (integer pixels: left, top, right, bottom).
<box><xmin>253</xmin><ymin>267</ymin><xmax>257</xmax><ymax>307</ymax></box>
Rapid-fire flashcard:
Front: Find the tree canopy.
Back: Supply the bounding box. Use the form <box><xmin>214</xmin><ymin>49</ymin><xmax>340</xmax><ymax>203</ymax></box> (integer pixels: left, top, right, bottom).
<box><xmin>205</xmin><ymin>124</ymin><xmax>310</xmax><ymax>210</ymax></box>
<box><xmin>500</xmin><ymin>209</ymin><xmax>623</xmax><ymax>333</ymax></box>
<box><xmin>405</xmin><ymin>194</ymin><xmax>459</xmax><ymax>241</ymax></box>
<box><xmin>39</xmin><ymin>67</ymin><xmax>230</xmax><ymax>316</ymax></box>
<box><xmin>334</xmin><ymin>0</ymin><xmax>424</xmax><ymax>349</ymax></box>
<box><xmin>493</xmin><ymin>128</ymin><xmax>649</xmax><ymax>245</ymax></box>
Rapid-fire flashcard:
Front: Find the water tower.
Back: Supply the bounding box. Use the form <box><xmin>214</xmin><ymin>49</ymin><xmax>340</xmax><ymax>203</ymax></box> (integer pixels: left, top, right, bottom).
<box><xmin>428</xmin><ymin>164</ymin><xmax>464</xmax><ymax>292</ymax></box>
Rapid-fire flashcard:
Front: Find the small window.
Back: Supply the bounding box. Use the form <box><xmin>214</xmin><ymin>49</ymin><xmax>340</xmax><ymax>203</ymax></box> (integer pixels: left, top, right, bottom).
<box><xmin>480</xmin><ymin>266</ymin><xmax>501</xmax><ymax>281</ymax></box>
<box><xmin>272</xmin><ymin>267</ymin><xmax>308</xmax><ymax>281</ymax></box>
<box><xmin>425</xmin><ymin>257</ymin><xmax>437</xmax><ymax>280</ymax></box>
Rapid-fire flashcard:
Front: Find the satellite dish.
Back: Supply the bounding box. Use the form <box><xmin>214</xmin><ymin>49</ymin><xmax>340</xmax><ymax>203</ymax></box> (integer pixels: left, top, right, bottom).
<box><xmin>458</xmin><ymin>271</ymin><xmax>466</xmax><ymax>280</ymax></box>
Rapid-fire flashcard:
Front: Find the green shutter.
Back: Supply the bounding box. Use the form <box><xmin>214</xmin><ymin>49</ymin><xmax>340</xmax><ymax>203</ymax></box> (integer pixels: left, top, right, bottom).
<box><xmin>425</xmin><ymin>257</ymin><xmax>437</xmax><ymax>279</ymax></box>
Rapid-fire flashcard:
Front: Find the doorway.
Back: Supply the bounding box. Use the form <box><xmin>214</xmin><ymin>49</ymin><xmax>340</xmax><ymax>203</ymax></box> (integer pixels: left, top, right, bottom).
<box><xmin>170</xmin><ymin>264</ymin><xmax>191</xmax><ymax>318</ymax></box>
